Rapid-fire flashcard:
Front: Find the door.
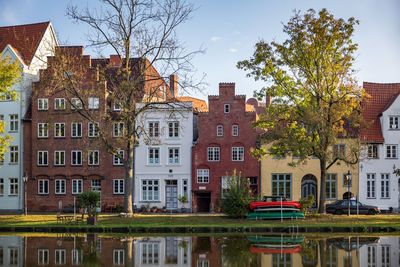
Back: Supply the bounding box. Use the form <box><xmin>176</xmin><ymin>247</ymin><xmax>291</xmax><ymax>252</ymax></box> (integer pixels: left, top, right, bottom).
<box><xmin>165</xmin><ymin>180</ymin><xmax>178</xmax><ymax>210</ymax></box>
<box><xmin>301</xmin><ymin>175</ymin><xmax>317</xmax><ymax>208</ymax></box>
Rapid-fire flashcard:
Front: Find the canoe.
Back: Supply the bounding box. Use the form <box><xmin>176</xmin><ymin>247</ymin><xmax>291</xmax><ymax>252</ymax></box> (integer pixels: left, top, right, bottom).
<box><xmin>247</xmin><ymin>236</ymin><xmax>305</xmax><ymax>244</ymax></box>
<box><xmin>250</xmin><ymin>201</ymin><xmax>301</xmax><ymax>210</ymax></box>
<box><xmin>253</xmin><ymin>207</ymin><xmax>300</xmax><ymax>212</ymax></box>
<box><xmin>249</xmin><ymin>245</ymin><xmax>302</xmax><ymax>254</ymax></box>
<box><xmin>247</xmin><ymin>212</ymin><xmax>305</xmax><ymax>220</ymax></box>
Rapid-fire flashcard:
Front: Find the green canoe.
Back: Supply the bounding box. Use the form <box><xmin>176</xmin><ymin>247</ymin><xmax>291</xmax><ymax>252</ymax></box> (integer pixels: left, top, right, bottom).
<box><xmin>247</xmin><ymin>212</ymin><xmax>305</xmax><ymax>220</ymax></box>
<box><xmin>247</xmin><ymin>236</ymin><xmax>305</xmax><ymax>244</ymax></box>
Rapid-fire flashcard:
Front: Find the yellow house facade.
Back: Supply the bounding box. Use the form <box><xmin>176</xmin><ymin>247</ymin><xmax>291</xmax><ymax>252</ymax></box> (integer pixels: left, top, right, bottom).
<box><xmin>260</xmin><ymin>138</ymin><xmax>359</xmax><ymax>207</ymax></box>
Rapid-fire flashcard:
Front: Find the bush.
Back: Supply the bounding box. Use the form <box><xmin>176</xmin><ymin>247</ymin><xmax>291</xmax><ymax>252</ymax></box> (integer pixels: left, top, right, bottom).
<box><xmin>77</xmin><ymin>190</ymin><xmax>100</xmax><ymax>217</ymax></box>
<box><xmin>221</xmin><ymin>170</ymin><xmax>254</xmax><ymax>218</ymax></box>
<box><xmin>299</xmin><ymin>194</ymin><xmax>315</xmax><ymax>216</ymax></box>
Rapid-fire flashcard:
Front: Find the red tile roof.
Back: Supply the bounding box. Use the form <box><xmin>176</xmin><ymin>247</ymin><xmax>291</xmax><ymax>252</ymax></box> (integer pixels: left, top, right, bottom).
<box><xmin>361</xmin><ymin>82</ymin><xmax>400</xmax><ymax>143</ymax></box>
<box><xmin>0</xmin><ymin>22</ymin><xmax>50</xmax><ymax>65</ymax></box>
<box><xmin>175</xmin><ymin>96</ymin><xmax>208</xmax><ymax>112</ymax></box>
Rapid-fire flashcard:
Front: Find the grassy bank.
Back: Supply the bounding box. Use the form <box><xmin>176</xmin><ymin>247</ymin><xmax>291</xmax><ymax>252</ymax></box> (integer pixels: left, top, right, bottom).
<box><xmin>0</xmin><ymin>214</ymin><xmax>400</xmax><ymax>232</ymax></box>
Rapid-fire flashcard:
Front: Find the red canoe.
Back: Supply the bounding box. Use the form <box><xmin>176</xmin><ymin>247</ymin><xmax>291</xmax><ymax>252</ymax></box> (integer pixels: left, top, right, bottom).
<box><xmin>250</xmin><ymin>245</ymin><xmax>302</xmax><ymax>254</ymax></box>
<box><xmin>249</xmin><ymin>201</ymin><xmax>301</xmax><ymax>210</ymax></box>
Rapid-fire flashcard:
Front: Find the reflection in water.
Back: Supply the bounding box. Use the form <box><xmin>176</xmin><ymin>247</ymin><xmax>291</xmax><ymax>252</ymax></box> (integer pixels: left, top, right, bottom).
<box><xmin>0</xmin><ymin>233</ymin><xmax>399</xmax><ymax>266</ymax></box>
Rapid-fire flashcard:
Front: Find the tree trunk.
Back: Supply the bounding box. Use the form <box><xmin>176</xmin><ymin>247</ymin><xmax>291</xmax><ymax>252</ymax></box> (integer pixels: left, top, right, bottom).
<box><xmin>318</xmin><ymin>158</ymin><xmax>327</xmax><ymax>213</ymax></box>
<box><xmin>124</xmin><ymin>141</ymin><xmax>134</xmax><ymax>216</ymax></box>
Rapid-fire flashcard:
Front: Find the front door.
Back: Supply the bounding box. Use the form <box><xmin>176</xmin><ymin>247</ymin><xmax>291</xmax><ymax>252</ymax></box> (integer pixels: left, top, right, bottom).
<box><xmin>166</xmin><ymin>180</ymin><xmax>178</xmax><ymax>210</ymax></box>
<box><xmin>301</xmin><ymin>175</ymin><xmax>317</xmax><ymax>208</ymax></box>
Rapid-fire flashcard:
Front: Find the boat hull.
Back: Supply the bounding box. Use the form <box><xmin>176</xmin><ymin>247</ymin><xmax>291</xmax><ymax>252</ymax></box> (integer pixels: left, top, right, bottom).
<box><xmin>250</xmin><ymin>201</ymin><xmax>301</xmax><ymax>210</ymax></box>
<box><xmin>247</xmin><ymin>212</ymin><xmax>305</xmax><ymax>220</ymax></box>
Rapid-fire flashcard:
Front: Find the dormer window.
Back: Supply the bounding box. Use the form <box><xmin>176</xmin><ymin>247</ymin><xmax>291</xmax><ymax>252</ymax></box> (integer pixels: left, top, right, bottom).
<box><xmin>224</xmin><ymin>104</ymin><xmax>230</xmax><ymax>113</ymax></box>
<box><xmin>389</xmin><ymin>116</ymin><xmax>399</xmax><ymax>130</ymax></box>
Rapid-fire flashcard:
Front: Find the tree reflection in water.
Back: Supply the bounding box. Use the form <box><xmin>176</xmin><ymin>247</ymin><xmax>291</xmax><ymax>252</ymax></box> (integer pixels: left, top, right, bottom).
<box><xmin>221</xmin><ymin>236</ymin><xmax>260</xmax><ymax>267</ymax></box>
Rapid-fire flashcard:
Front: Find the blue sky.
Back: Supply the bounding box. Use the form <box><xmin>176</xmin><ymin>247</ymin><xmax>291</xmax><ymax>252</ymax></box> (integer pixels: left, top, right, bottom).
<box><xmin>1</xmin><ymin>0</ymin><xmax>399</xmax><ymax>101</ymax></box>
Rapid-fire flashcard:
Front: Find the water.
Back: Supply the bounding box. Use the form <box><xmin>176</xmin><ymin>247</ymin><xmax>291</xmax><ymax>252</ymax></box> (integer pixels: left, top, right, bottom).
<box><xmin>0</xmin><ymin>233</ymin><xmax>399</xmax><ymax>266</ymax></box>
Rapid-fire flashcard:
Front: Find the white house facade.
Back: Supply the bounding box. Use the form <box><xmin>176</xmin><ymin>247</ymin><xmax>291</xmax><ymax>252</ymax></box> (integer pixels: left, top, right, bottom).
<box><xmin>134</xmin><ymin>102</ymin><xmax>193</xmax><ymax>212</ymax></box>
<box><xmin>0</xmin><ymin>22</ymin><xmax>58</xmax><ymax>212</ymax></box>
<box><xmin>359</xmin><ymin>82</ymin><xmax>400</xmax><ymax>212</ymax></box>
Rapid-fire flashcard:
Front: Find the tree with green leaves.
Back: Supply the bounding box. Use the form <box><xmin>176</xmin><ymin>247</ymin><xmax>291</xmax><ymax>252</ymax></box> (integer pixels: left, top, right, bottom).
<box><xmin>237</xmin><ymin>9</ymin><xmax>365</xmax><ymax>213</ymax></box>
<box><xmin>0</xmin><ymin>54</ymin><xmax>21</xmax><ymax>162</ymax></box>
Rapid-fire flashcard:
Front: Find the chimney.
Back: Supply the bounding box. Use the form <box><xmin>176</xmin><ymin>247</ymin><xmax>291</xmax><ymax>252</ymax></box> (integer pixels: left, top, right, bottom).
<box><xmin>110</xmin><ymin>55</ymin><xmax>122</xmax><ymax>67</ymax></box>
<box><xmin>169</xmin><ymin>74</ymin><xmax>178</xmax><ymax>98</ymax></box>
<box><xmin>265</xmin><ymin>95</ymin><xmax>271</xmax><ymax>105</ymax></box>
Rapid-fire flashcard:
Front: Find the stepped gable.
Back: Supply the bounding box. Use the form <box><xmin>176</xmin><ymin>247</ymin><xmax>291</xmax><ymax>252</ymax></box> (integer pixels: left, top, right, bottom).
<box><xmin>361</xmin><ymin>82</ymin><xmax>400</xmax><ymax>143</ymax></box>
<box><xmin>0</xmin><ymin>22</ymin><xmax>50</xmax><ymax>65</ymax></box>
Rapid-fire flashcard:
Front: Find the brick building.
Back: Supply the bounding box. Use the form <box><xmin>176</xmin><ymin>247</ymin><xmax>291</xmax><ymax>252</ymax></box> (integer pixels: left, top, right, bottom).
<box><xmin>191</xmin><ymin>83</ymin><xmax>260</xmax><ymax>212</ymax></box>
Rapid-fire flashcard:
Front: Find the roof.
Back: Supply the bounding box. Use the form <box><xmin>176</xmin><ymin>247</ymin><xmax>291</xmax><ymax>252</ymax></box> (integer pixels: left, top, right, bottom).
<box><xmin>361</xmin><ymin>82</ymin><xmax>400</xmax><ymax>143</ymax></box>
<box><xmin>176</xmin><ymin>96</ymin><xmax>208</xmax><ymax>112</ymax></box>
<box><xmin>0</xmin><ymin>22</ymin><xmax>50</xmax><ymax>65</ymax></box>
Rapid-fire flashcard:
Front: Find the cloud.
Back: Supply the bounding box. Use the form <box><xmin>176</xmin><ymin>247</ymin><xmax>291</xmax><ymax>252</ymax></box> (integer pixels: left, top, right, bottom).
<box><xmin>228</xmin><ymin>48</ymin><xmax>238</xmax><ymax>53</ymax></box>
<box><xmin>210</xmin><ymin>36</ymin><xmax>221</xmax><ymax>42</ymax></box>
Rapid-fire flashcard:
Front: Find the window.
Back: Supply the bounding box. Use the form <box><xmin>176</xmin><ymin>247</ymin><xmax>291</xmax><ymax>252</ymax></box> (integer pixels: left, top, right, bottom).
<box><xmin>368</xmin><ymin>144</ymin><xmax>378</xmax><ymax>159</ymax></box>
<box><xmin>381</xmin><ymin>173</ymin><xmax>390</xmax><ymax>198</ymax></box>
<box><xmin>142</xmin><ymin>180</ymin><xmax>159</xmax><ymax>201</ymax></box>
<box><xmin>54</xmin><ymin>123</ymin><xmax>65</xmax><ymax>137</ymax></box>
<box><xmin>343</xmin><ymin>173</ymin><xmax>352</xmax><ymax>187</ymax></box>
<box><xmin>8</xmin><ymin>248</ymin><xmax>18</xmax><ymax>266</ymax></box>
<box><xmin>386</xmin><ymin>145</ymin><xmax>397</xmax><ymax>158</ymax></box>
<box><xmin>232</xmin><ymin>147</ymin><xmax>244</xmax><ymax>161</ymax></box>
<box><xmin>148</xmin><ymin>148</ymin><xmax>160</xmax><ymax>164</ymax></box>
<box><xmin>71</xmin><ymin>249</ymin><xmax>82</xmax><ymax>265</ymax></box>
<box><xmin>333</xmin><ymin>144</ymin><xmax>345</xmax><ymax>158</ymax></box>
<box><xmin>88</xmin><ymin>97</ymin><xmax>99</xmax><ymax>109</ymax></box>
<box><xmin>88</xmin><ymin>122</ymin><xmax>99</xmax><ymax>137</ymax></box>
<box><xmin>197</xmin><ymin>169</ymin><xmax>209</xmax><ymax>184</ymax></box>
<box><xmin>88</xmin><ymin>150</ymin><xmax>99</xmax><ymax>165</ymax></box>
<box><xmin>326</xmin><ymin>174</ymin><xmax>337</xmax><ymax>200</ymax></box>
<box><xmin>54</xmin><ymin>151</ymin><xmax>65</xmax><ymax>166</ymax></box>
<box><xmin>91</xmin><ymin>179</ymin><xmax>101</xmax><ymax>192</ymax></box>
<box><xmin>326</xmin><ymin>246</ymin><xmax>338</xmax><ymax>267</ymax></box>
<box><xmin>207</xmin><ymin>147</ymin><xmax>220</xmax><ymax>161</ymax></box>
<box><xmin>113</xmin><ymin>150</ymin><xmax>124</xmax><ymax>165</ymax></box>
<box><xmin>38</xmin><ymin>179</ymin><xmax>49</xmax><ymax>194</ymax></box>
<box><xmin>0</xmin><ymin>178</ymin><xmax>4</xmax><ymax>195</ymax></box>
<box><xmin>113</xmin><ymin>122</ymin><xmax>124</xmax><ymax>137</ymax></box>
<box><xmin>271</xmin><ymin>174</ymin><xmax>291</xmax><ymax>199</ymax></box>
<box><xmin>71</xmin><ymin>122</ymin><xmax>82</xmax><ymax>137</ymax></box>
<box><xmin>197</xmin><ymin>259</ymin><xmax>210</xmax><ymax>267</ymax></box>
<box><xmin>367</xmin><ymin>246</ymin><xmax>376</xmax><ymax>267</ymax></box>
<box><xmin>113</xmin><ymin>102</ymin><xmax>121</xmax><ymax>111</ymax></box>
<box><xmin>367</xmin><ymin>173</ymin><xmax>376</xmax><ymax>198</ymax></box>
<box><xmin>10</xmin><ymin>146</ymin><xmax>18</xmax><ymax>163</ymax></box>
<box><xmin>71</xmin><ymin>98</ymin><xmax>82</xmax><ymax>110</ymax></box>
<box><xmin>168</xmin><ymin>147</ymin><xmax>180</xmax><ymax>164</ymax></box>
<box><xmin>183</xmin><ymin>179</ymin><xmax>188</xmax><ymax>197</ymax></box>
<box><xmin>272</xmin><ymin>254</ymin><xmax>291</xmax><ymax>267</ymax></box>
<box><xmin>224</xmin><ymin>104</ymin><xmax>230</xmax><ymax>113</ymax></box>
<box><xmin>141</xmin><ymin>243</ymin><xmax>159</xmax><ymax>265</ymax></box>
<box><xmin>232</xmin><ymin>125</ymin><xmax>239</xmax><ymax>136</ymax></box>
<box><xmin>55</xmin><ymin>249</ymin><xmax>66</xmax><ymax>265</ymax></box>
<box><xmin>9</xmin><ymin>178</ymin><xmax>18</xmax><ymax>195</ymax></box>
<box><xmin>113</xmin><ymin>179</ymin><xmax>124</xmax><ymax>194</ymax></box>
<box><xmin>389</xmin><ymin>116</ymin><xmax>399</xmax><ymax>129</ymax></box>
<box><xmin>38</xmin><ymin>99</ymin><xmax>48</xmax><ymax>110</ymax></box>
<box><xmin>9</xmin><ymin>114</ymin><xmax>18</xmax><ymax>132</ymax></box>
<box><xmin>113</xmin><ymin>249</ymin><xmax>125</xmax><ymax>265</ymax></box>
<box><xmin>71</xmin><ymin>150</ymin><xmax>82</xmax><ymax>166</ymax></box>
<box><xmin>38</xmin><ymin>151</ymin><xmax>48</xmax><ymax>166</ymax></box>
<box><xmin>72</xmin><ymin>179</ymin><xmax>83</xmax><ymax>194</ymax></box>
<box><xmin>54</xmin><ymin>98</ymin><xmax>65</xmax><ymax>110</ymax></box>
<box><xmin>148</xmin><ymin>121</ymin><xmax>159</xmax><ymax>137</ymax></box>
<box><xmin>55</xmin><ymin>179</ymin><xmax>66</xmax><ymax>194</ymax></box>
<box><xmin>217</xmin><ymin>125</ymin><xmax>223</xmax><ymax>136</ymax></box>
<box><xmin>38</xmin><ymin>123</ymin><xmax>48</xmax><ymax>138</ymax></box>
<box><xmin>381</xmin><ymin>245</ymin><xmax>390</xmax><ymax>267</ymax></box>
<box><xmin>168</xmin><ymin>121</ymin><xmax>179</xmax><ymax>137</ymax></box>
<box><xmin>38</xmin><ymin>249</ymin><xmax>49</xmax><ymax>265</ymax></box>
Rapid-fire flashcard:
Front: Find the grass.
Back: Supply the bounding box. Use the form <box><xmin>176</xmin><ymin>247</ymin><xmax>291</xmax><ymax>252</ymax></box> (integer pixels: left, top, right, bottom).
<box><xmin>0</xmin><ymin>214</ymin><xmax>400</xmax><ymax>231</ymax></box>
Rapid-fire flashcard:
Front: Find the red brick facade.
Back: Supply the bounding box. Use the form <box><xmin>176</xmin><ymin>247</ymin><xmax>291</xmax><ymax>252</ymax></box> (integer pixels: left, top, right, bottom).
<box><xmin>191</xmin><ymin>83</ymin><xmax>260</xmax><ymax>212</ymax></box>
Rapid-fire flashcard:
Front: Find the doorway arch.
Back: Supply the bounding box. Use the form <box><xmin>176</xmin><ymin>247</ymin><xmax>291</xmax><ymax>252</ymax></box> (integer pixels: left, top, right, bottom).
<box><xmin>301</xmin><ymin>174</ymin><xmax>318</xmax><ymax>208</ymax></box>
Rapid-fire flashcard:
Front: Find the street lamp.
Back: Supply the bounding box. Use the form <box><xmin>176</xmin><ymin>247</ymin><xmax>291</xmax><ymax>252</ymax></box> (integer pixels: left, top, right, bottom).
<box><xmin>22</xmin><ymin>173</ymin><xmax>28</xmax><ymax>216</ymax></box>
<box><xmin>344</xmin><ymin>170</ymin><xmax>352</xmax><ymax>216</ymax></box>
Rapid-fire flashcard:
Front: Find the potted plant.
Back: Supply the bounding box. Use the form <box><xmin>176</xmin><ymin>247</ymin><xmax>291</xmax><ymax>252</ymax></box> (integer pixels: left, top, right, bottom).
<box><xmin>163</xmin><ymin>206</ymin><xmax>167</xmax><ymax>212</ymax></box>
<box><xmin>178</xmin><ymin>195</ymin><xmax>188</xmax><ymax>213</ymax></box>
<box><xmin>152</xmin><ymin>206</ymin><xmax>158</xmax><ymax>213</ymax></box>
<box><xmin>146</xmin><ymin>203</ymin><xmax>151</xmax><ymax>213</ymax></box>
<box><xmin>77</xmin><ymin>190</ymin><xmax>100</xmax><ymax>225</ymax></box>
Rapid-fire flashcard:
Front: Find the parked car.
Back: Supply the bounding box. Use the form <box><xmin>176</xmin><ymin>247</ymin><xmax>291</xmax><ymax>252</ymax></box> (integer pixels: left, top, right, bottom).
<box><xmin>326</xmin><ymin>200</ymin><xmax>379</xmax><ymax>215</ymax></box>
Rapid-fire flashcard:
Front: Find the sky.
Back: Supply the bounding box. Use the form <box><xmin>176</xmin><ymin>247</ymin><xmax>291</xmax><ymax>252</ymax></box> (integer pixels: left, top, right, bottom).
<box><xmin>1</xmin><ymin>0</ymin><xmax>399</xmax><ymax>102</ymax></box>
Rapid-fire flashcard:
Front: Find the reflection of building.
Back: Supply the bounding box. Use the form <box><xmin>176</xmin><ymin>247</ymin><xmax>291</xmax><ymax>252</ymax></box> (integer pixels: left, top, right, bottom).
<box><xmin>0</xmin><ymin>236</ymin><xmax>23</xmax><ymax>266</ymax></box>
<box><xmin>359</xmin><ymin>236</ymin><xmax>399</xmax><ymax>267</ymax></box>
<box><xmin>191</xmin><ymin>236</ymin><xmax>221</xmax><ymax>267</ymax></box>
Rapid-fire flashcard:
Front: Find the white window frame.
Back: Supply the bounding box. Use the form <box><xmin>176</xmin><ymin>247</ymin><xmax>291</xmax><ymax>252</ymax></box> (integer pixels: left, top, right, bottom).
<box><xmin>9</xmin><ymin>178</ymin><xmax>18</xmax><ymax>195</ymax></box>
<box><xmin>367</xmin><ymin>144</ymin><xmax>378</xmax><ymax>159</ymax></box>
<box><xmin>71</xmin><ymin>249</ymin><xmax>82</xmax><ymax>265</ymax></box>
<box><xmin>113</xmin><ymin>122</ymin><xmax>124</xmax><ymax>137</ymax></box>
<box><xmin>168</xmin><ymin>121</ymin><xmax>179</xmax><ymax>138</ymax></box>
<box><xmin>197</xmin><ymin>169</ymin><xmax>209</xmax><ymax>184</ymax></box>
<box><xmin>71</xmin><ymin>98</ymin><xmax>83</xmax><ymax>110</ymax></box>
<box><xmin>232</xmin><ymin>125</ymin><xmax>239</xmax><ymax>136</ymax></box>
<box><xmin>88</xmin><ymin>97</ymin><xmax>99</xmax><ymax>109</ymax></box>
<box><xmin>88</xmin><ymin>122</ymin><xmax>99</xmax><ymax>137</ymax></box>
<box><xmin>148</xmin><ymin>121</ymin><xmax>159</xmax><ymax>137</ymax></box>
<box><xmin>168</xmin><ymin>147</ymin><xmax>180</xmax><ymax>164</ymax></box>
<box><xmin>380</xmin><ymin>173</ymin><xmax>390</xmax><ymax>198</ymax></box>
<box><xmin>71</xmin><ymin>122</ymin><xmax>82</xmax><ymax>137</ymax></box>
<box><xmin>141</xmin><ymin>179</ymin><xmax>159</xmax><ymax>201</ymax></box>
<box><xmin>113</xmin><ymin>179</ymin><xmax>124</xmax><ymax>194</ymax></box>
<box><xmin>232</xmin><ymin>146</ymin><xmax>244</xmax><ymax>161</ymax></box>
<box><xmin>0</xmin><ymin>178</ymin><xmax>4</xmax><ymax>195</ymax></box>
<box><xmin>54</xmin><ymin>123</ymin><xmax>65</xmax><ymax>138</ymax></box>
<box><xmin>113</xmin><ymin>249</ymin><xmax>125</xmax><ymax>265</ymax></box>
<box><xmin>55</xmin><ymin>179</ymin><xmax>66</xmax><ymax>194</ymax></box>
<box><xmin>224</xmin><ymin>104</ymin><xmax>230</xmax><ymax>113</ymax></box>
<box><xmin>386</xmin><ymin>145</ymin><xmax>397</xmax><ymax>159</ymax></box>
<box><xmin>148</xmin><ymin>147</ymin><xmax>160</xmax><ymax>165</ymax></box>
<box><xmin>71</xmin><ymin>150</ymin><xmax>82</xmax><ymax>166</ymax></box>
<box><xmin>367</xmin><ymin>173</ymin><xmax>376</xmax><ymax>198</ymax></box>
<box><xmin>9</xmin><ymin>114</ymin><xmax>18</xmax><ymax>132</ymax></box>
<box><xmin>113</xmin><ymin>101</ymin><xmax>121</xmax><ymax>111</ymax></box>
<box><xmin>38</xmin><ymin>179</ymin><xmax>49</xmax><ymax>195</ymax></box>
<box><xmin>37</xmin><ymin>151</ymin><xmax>48</xmax><ymax>166</ymax></box>
<box><xmin>207</xmin><ymin>147</ymin><xmax>220</xmax><ymax>162</ymax></box>
<box><xmin>389</xmin><ymin>116</ymin><xmax>399</xmax><ymax>130</ymax></box>
<box><xmin>54</xmin><ymin>98</ymin><xmax>65</xmax><ymax>110</ymax></box>
<box><xmin>38</xmin><ymin>123</ymin><xmax>48</xmax><ymax>138</ymax></box>
<box><xmin>113</xmin><ymin>150</ymin><xmax>124</xmax><ymax>166</ymax></box>
<box><xmin>38</xmin><ymin>98</ymin><xmax>48</xmax><ymax>110</ymax></box>
<box><xmin>10</xmin><ymin>146</ymin><xmax>18</xmax><ymax>164</ymax></box>
<box><xmin>38</xmin><ymin>249</ymin><xmax>49</xmax><ymax>265</ymax></box>
<box><xmin>72</xmin><ymin>179</ymin><xmax>83</xmax><ymax>194</ymax></box>
<box><xmin>54</xmin><ymin>150</ymin><xmax>65</xmax><ymax>166</ymax></box>
<box><xmin>217</xmin><ymin>125</ymin><xmax>223</xmax><ymax>136</ymax></box>
<box><xmin>88</xmin><ymin>150</ymin><xmax>100</xmax><ymax>165</ymax></box>
<box><xmin>55</xmin><ymin>249</ymin><xmax>66</xmax><ymax>265</ymax></box>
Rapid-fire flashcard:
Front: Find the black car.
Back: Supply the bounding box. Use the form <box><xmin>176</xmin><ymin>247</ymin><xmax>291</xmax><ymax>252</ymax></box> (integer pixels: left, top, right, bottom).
<box><xmin>325</xmin><ymin>200</ymin><xmax>379</xmax><ymax>215</ymax></box>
